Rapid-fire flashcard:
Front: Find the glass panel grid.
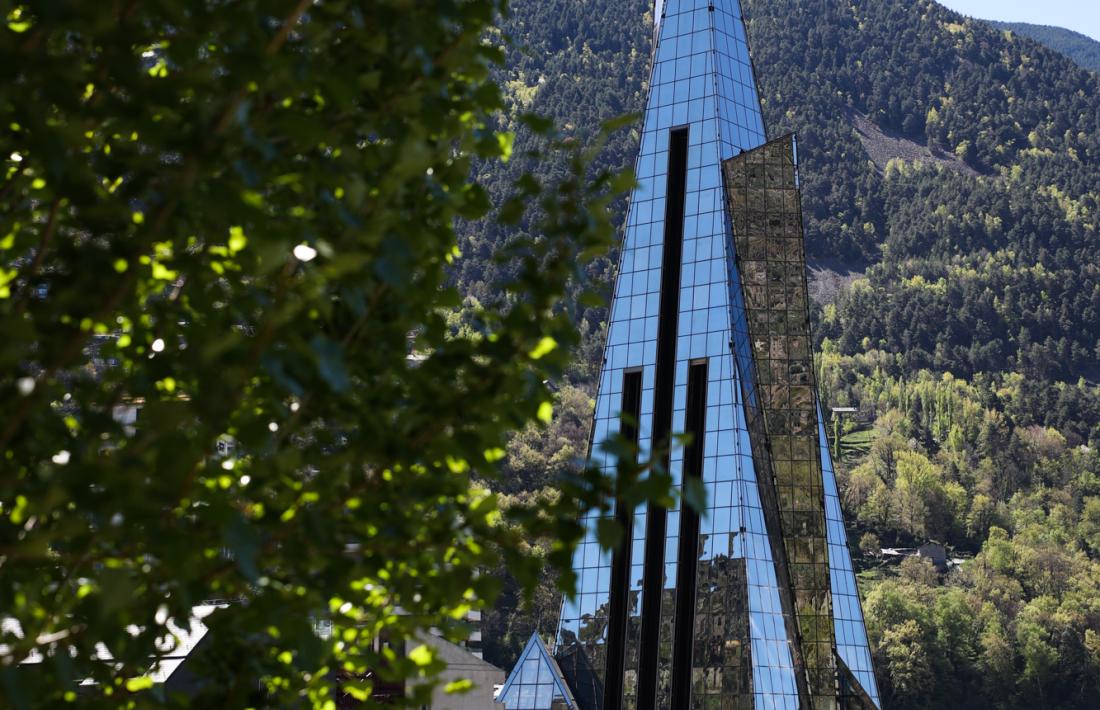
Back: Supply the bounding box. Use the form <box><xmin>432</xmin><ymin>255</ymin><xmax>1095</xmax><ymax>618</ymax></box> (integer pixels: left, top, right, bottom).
<box><xmin>499</xmin><ymin>634</ymin><xmax>577</xmax><ymax>710</ymax></box>
<box><xmin>556</xmin><ymin>4</ymin><xmax>878</xmax><ymax>710</ymax></box>
<box><xmin>724</xmin><ymin>138</ymin><xmax>839</xmax><ymax>707</ymax></box>
<box><xmin>819</xmin><ymin>413</ymin><xmax>882</xmax><ymax>708</ymax></box>
<box><xmin>559</xmin><ymin>3</ymin><xmax>778</xmax><ymax>707</ymax></box>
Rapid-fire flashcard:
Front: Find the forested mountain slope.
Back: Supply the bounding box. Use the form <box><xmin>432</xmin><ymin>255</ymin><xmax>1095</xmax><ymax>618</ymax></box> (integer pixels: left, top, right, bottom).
<box><xmin>748</xmin><ymin>0</ymin><xmax>1100</xmax><ymax>408</ymax></box>
<box><xmin>988</xmin><ymin>21</ymin><xmax>1100</xmax><ymax>74</ymax></box>
<box><xmin>469</xmin><ymin>1</ymin><xmax>1100</xmax><ymax>708</ymax></box>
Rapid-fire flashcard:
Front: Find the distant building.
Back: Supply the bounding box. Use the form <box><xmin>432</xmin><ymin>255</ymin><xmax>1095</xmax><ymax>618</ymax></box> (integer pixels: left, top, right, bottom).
<box><xmin>918</xmin><ymin>543</ymin><xmax>949</xmax><ymax>573</ymax></box>
<box><xmin>417</xmin><ymin>633</ymin><xmax>505</xmax><ymax>710</ymax></box>
<box><xmin>318</xmin><ymin>609</ymin><xmax>495</xmax><ymax>707</ymax></box>
<box><xmin>4</xmin><ymin>604</ymin><xmax>226</xmax><ymax>696</ymax></box>
<box><xmin>30</xmin><ymin>605</ymin><xmax>500</xmax><ymax>707</ymax></box>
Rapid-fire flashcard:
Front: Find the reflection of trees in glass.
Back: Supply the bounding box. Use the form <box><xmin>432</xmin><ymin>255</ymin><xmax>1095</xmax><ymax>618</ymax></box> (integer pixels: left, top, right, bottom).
<box><xmin>725</xmin><ymin>139</ymin><xmax>838</xmax><ymax>702</ymax></box>
<box><xmin>689</xmin><ymin>554</ymin><xmax>754</xmax><ymax>708</ymax></box>
<box><xmin>557</xmin><ymin>597</ymin><xmax>612</xmax><ymax>684</ymax></box>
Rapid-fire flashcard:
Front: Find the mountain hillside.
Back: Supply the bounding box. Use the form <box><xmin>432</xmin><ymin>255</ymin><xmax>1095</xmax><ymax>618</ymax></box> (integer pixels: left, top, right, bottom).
<box><xmin>988</xmin><ymin>21</ymin><xmax>1100</xmax><ymax>73</ymax></box>
<box><xmin>469</xmin><ymin>1</ymin><xmax>1100</xmax><ymax>708</ymax></box>
<box><xmin>748</xmin><ymin>0</ymin><xmax>1100</xmax><ymax>404</ymax></box>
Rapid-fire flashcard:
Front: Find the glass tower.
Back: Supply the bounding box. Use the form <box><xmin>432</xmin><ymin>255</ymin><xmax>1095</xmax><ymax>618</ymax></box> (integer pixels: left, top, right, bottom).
<box><xmin>505</xmin><ymin>2</ymin><xmax>881</xmax><ymax>709</ymax></box>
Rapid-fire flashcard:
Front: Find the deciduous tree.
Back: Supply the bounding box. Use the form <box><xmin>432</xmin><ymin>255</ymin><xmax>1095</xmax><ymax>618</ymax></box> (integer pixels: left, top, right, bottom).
<box><xmin>0</xmin><ymin>1</ymin><xmax>640</xmax><ymax>706</ymax></box>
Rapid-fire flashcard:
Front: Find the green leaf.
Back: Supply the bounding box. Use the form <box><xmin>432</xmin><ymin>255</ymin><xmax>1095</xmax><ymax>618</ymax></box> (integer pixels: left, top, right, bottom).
<box><xmin>596</xmin><ymin>518</ymin><xmax>624</xmax><ymax>551</ymax></box>
<box><xmin>444</xmin><ymin>678</ymin><xmax>474</xmax><ymax>694</ymax></box>
<box><xmin>498</xmin><ymin>196</ymin><xmax>525</xmax><ymax>225</ymax></box>
<box><xmin>344</xmin><ymin>681</ymin><xmax>373</xmax><ymax>701</ymax></box>
<box><xmin>98</xmin><ymin>568</ymin><xmax>137</xmax><ymax>617</ymax></box>
<box><xmin>519</xmin><ymin>113</ymin><xmax>555</xmax><ymax>135</ymax></box>
<box><xmin>311</xmin><ymin>335</ymin><xmax>350</xmax><ymax>392</ymax></box>
<box><xmin>497</xmin><ymin>132</ymin><xmax>515</xmax><ymax>162</ymax></box>
<box><xmin>223</xmin><ymin>514</ymin><xmax>261</xmax><ymax>583</ymax></box>
<box><xmin>683</xmin><ymin>476</ymin><xmax>709</xmax><ymax>515</ymax></box>
<box><xmin>124</xmin><ymin>676</ymin><xmax>154</xmax><ymax>693</ymax></box>
<box><xmin>408</xmin><ymin>644</ymin><xmax>434</xmax><ymax>667</ymax></box>
<box><xmin>529</xmin><ymin>336</ymin><xmax>557</xmax><ymax>360</ymax></box>
<box><xmin>228</xmin><ymin>225</ymin><xmax>248</xmax><ymax>253</ymax></box>
<box><xmin>601</xmin><ymin>112</ymin><xmax>641</xmax><ymax>133</ymax></box>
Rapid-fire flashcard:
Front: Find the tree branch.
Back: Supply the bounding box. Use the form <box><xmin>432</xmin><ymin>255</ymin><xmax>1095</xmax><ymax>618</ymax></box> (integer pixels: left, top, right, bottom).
<box><xmin>14</xmin><ymin>198</ymin><xmax>61</xmax><ymax>314</ymax></box>
<box><xmin>267</xmin><ymin>0</ymin><xmax>314</xmax><ymax>56</ymax></box>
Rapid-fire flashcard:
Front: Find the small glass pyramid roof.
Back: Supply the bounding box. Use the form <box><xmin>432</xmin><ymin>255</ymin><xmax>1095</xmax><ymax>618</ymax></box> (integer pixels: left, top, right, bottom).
<box><xmin>498</xmin><ymin>633</ymin><xmax>578</xmax><ymax>710</ymax></box>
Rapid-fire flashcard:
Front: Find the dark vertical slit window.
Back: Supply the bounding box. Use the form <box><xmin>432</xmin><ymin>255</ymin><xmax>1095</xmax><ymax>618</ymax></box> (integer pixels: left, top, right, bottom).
<box><xmin>638</xmin><ymin>125</ymin><xmax>689</xmax><ymax>710</ymax></box>
<box><xmin>671</xmin><ymin>359</ymin><xmax>708</xmax><ymax>708</ymax></box>
<box><xmin>604</xmin><ymin>369</ymin><xmax>643</xmax><ymax>710</ymax></box>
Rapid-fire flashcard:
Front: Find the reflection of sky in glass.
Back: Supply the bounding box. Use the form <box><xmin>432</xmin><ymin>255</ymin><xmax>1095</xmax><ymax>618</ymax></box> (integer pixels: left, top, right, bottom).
<box><xmin>645</xmin><ymin>0</ymin><xmax>797</xmax><ymax>705</ymax></box>
<box><xmin>558</xmin><ymin>2</ymin><xmax>873</xmax><ymax>708</ymax></box>
<box><xmin>498</xmin><ymin>634</ymin><xmax>577</xmax><ymax>710</ymax></box>
<box><xmin>819</xmin><ymin>412</ymin><xmax>882</xmax><ymax>707</ymax></box>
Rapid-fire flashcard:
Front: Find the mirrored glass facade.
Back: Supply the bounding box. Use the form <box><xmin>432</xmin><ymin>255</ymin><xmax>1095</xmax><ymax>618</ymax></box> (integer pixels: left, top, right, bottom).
<box><xmin>550</xmin><ymin>2</ymin><xmax>879</xmax><ymax>709</ymax></box>
<box><xmin>723</xmin><ymin>138</ymin><xmax>837</xmax><ymax>708</ymax></box>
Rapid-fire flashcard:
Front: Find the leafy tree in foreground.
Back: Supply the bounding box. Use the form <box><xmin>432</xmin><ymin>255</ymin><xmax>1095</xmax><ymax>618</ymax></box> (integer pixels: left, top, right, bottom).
<box><xmin>0</xmin><ymin>1</ymin><xmax>639</xmax><ymax>706</ymax></box>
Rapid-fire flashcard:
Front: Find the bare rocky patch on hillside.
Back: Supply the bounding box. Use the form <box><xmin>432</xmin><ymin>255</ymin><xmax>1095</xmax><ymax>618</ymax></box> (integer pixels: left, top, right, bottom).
<box><xmin>808</xmin><ymin>259</ymin><xmax>865</xmax><ymax>306</ymax></box>
<box><xmin>848</xmin><ymin>109</ymin><xmax>979</xmax><ymax>177</ymax></box>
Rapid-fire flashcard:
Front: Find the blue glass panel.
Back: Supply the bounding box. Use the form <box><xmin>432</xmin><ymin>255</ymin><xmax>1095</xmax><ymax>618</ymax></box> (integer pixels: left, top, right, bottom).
<box><xmin>498</xmin><ymin>634</ymin><xmax>577</xmax><ymax>710</ymax></box>
<box><xmin>819</xmin><ymin>410</ymin><xmax>882</xmax><ymax>707</ymax></box>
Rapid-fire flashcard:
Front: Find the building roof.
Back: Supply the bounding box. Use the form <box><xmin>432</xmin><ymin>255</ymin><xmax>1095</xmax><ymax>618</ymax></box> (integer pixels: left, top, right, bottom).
<box><xmin>3</xmin><ymin>603</ymin><xmax>225</xmax><ymax>687</ymax></box>
<box><xmin>497</xmin><ymin>634</ymin><xmax>577</xmax><ymax>710</ymax></box>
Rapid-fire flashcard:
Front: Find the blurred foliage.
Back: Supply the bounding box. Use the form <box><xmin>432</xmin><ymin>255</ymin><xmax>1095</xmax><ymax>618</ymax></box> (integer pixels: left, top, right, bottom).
<box><xmin>0</xmin><ymin>1</ymin><xmax>655</xmax><ymax>707</ymax></box>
